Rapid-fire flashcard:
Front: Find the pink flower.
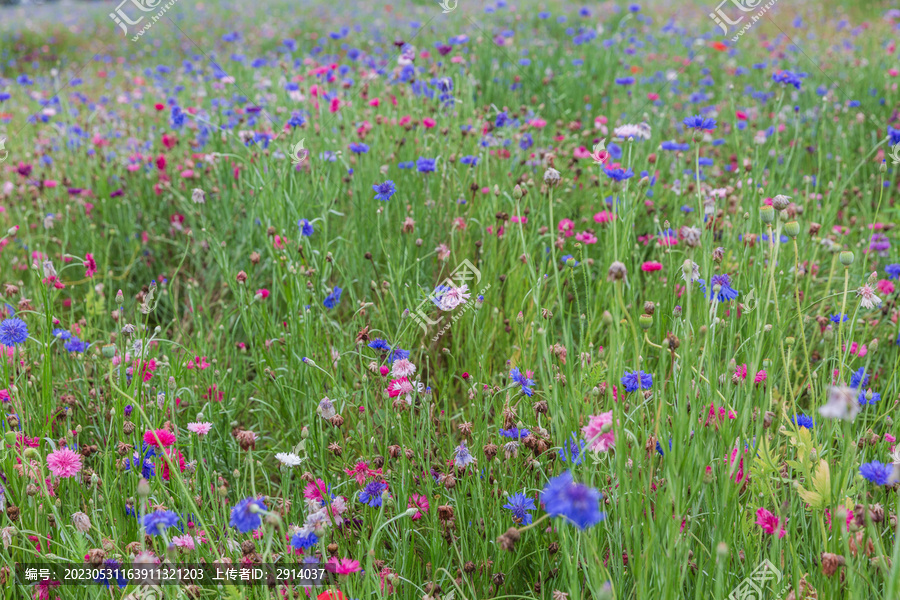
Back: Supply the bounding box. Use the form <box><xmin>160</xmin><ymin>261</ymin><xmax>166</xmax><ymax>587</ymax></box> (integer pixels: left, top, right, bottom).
<box><xmin>735</xmin><ymin>364</ymin><xmax>748</xmax><ymax>380</ymax></box>
<box><xmin>46</xmin><ymin>448</ymin><xmax>83</xmax><ymax>478</ymax></box>
<box><xmin>256</xmin><ymin>288</ymin><xmax>270</xmax><ymax>299</ymax></box>
<box><xmin>327</xmin><ymin>557</ymin><xmax>362</xmax><ymax>575</ymax></box>
<box><xmin>589</xmin><ymin>143</ymin><xmax>610</xmax><ymax>165</ymax></box>
<box><xmin>83</xmin><ymin>253</ymin><xmax>97</xmax><ymax>278</ymax></box>
<box><xmin>575</xmin><ymin>231</ymin><xmax>597</xmax><ymax>244</ymax></box>
<box><xmin>144</xmin><ymin>429</ymin><xmax>176</xmax><ymax>448</ymax></box>
<box><xmin>593</xmin><ymin>210</ymin><xmax>616</xmax><ymax>224</ymax></box>
<box><xmin>172</xmin><ymin>534</ymin><xmax>196</xmax><ymax>549</ymax></box>
<box><xmin>641</xmin><ymin>261</ymin><xmax>663</xmax><ymax>272</ymax></box>
<box><xmin>581</xmin><ymin>411</ymin><xmax>615</xmax><ymax>452</ymax></box>
<box><xmin>573</xmin><ymin>146</ymin><xmax>591</xmax><ymax>159</ymax></box>
<box><xmin>187</xmin><ymin>422</ymin><xmax>212</xmax><ymax>436</ymax></box>
<box><xmin>754</xmin><ymin>370</ymin><xmax>767</xmax><ymax>385</ymax></box>
<box><xmin>387</xmin><ymin>377</ymin><xmax>413</xmax><ymax>398</ymax></box>
<box><xmin>422</xmin><ymin>117</ymin><xmax>436</xmax><ymax>128</ymax></box>
<box><xmin>304</xmin><ymin>478</ymin><xmax>329</xmax><ymax>503</ymax></box>
<box><xmin>877</xmin><ymin>279</ymin><xmax>895</xmax><ymax>295</ymax></box>
<box><xmin>558</xmin><ymin>219</ymin><xmax>575</xmax><ymax>237</ymax></box>
<box><xmin>755</xmin><ymin>508</ymin><xmax>786</xmax><ymax>538</ymax></box>
<box><xmin>407</xmin><ymin>494</ymin><xmax>429</xmax><ymax>520</ymax></box>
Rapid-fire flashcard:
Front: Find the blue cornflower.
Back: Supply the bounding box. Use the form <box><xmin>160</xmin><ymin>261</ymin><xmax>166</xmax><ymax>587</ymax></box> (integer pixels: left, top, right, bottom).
<box><xmin>64</xmin><ymin>338</ymin><xmax>90</xmax><ymax>353</ymax></box>
<box><xmin>499</xmin><ymin>427</ymin><xmax>530</xmax><ymax>439</ymax></box>
<box><xmin>170</xmin><ymin>106</ymin><xmax>186</xmax><ymax>129</ymax></box>
<box><xmin>661</xmin><ymin>141</ymin><xmax>690</xmax><ymax>151</ymax></box>
<box><xmin>888</xmin><ymin>127</ymin><xmax>900</xmax><ymax>147</ymax></box>
<box><xmin>349</xmin><ymin>142</ymin><xmax>369</xmax><ymax>154</ymax></box>
<box><xmin>558</xmin><ymin>435</ymin><xmax>586</xmax><ymax>464</ymax></box>
<box><xmin>603</xmin><ymin>166</ymin><xmax>634</xmax><ymax>182</ymax></box>
<box><xmin>510</xmin><ymin>367</ymin><xmax>535</xmax><ymax>397</ymax></box>
<box><xmin>793</xmin><ymin>414</ymin><xmax>814</xmax><ymax>429</ymax></box>
<box><xmin>495</xmin><ymin>111</ymin><xmax>509</xmax><ymax>127</ymax></box>
<box><xmin>387</xmin><ymin>347</ymin><xmax>409</xmax><ymax>362</ymax></box>
<box><xmin>323</xmin><ymin>287</ymin><xmax>343</xmax><ymax>309</ymax></box>
<box><xmin>850</xmin><ymin>367</ymin><xmax>869</xmax><ymax>390</ymax></box>
<box><xmin>540</xmin><ymin>471</ymin><xmax>605</xmax><ymax>530</ymax></box>
<box><xmin>829</xmin><ymin>314</ymin><xmax>848</xmax><ymax>323</ymax></box>
<box><xmin>460</xmin><ymin>155</ymin><xmax>479</xmax><ymax>166</ymax></box>
<box><xmin>683</xmin><ymin>114</ymin><xmax>717</xmax><ymax>130</ymax></box>
<box><xmin>373</xmin><ymin>180</ymin><xmax>396</xmax><ymax>201</ymax></box>
<box><xmin>359</xmin><ymin>481</ymin><xmax>388</xmax><ymax>507</ymax></box>
<box><xmin>885</xmin><ymin>263</ymin><xmax>900</xmax><ymax>279</ymax></box>
<box><xmin>709</xmin><ymin>274</ymin><xmax>739</xmax><ymax>302</ymax></box>
<box><xmin>368</xmin><ymin>339</ymin><xmax>391</xmax><ymax>351</ymax></box>
<box><xmin>416</xmin><ymin>157</ymin><xmax>437</xmax><ymax>173</ymax></box>
<box><xmin>398</xmin><ymin>161</ymin><xmax>415</xmax><ymax>169</ymax></box>
<box><xmin>431</xmin><ymin>285</ymin><xmax>453</xmax><ymax>308</ymax></box>
<box><xmin>96</xmin><ymin>560</ymin><xmax>128</xmax><ymax>589</ymax></box>
<box><xmin>502</xmin><ymin>492</ymin><xmax>536</xmax><ymax>525</ymax></box>
<box><xmin>453</xmin><ymin>441</ymin><xmax>476</xmax><ymax>468</ymax></box>
<box><xmin>142</xmin><ymin>510</ymin><xmax>179</xmax><ymax>535</ymax></box>
<box><xmin>615</xmin><ymin>77</ymin><xmax>635</xmax><ymax>85</ymax></box>
<box><xmin>298</xmin><ymin>218</ymin><xmax>314</xmax><ymax>236</ymax></box>
<box><xmin>621</xmin><ymin>370</ymin><xmax>652</xmax><ymax>393</ymax></box>
<box><xmin>858</xmin><ymin>389</ymin><xmax>881</xmax><ymax>406</ymax></box>
<box><xmin>230</xmin><ymin>497</ymin><xmax>266</xmax><ymax>533</ymax></box>
<box><xmin>0</xmin><ymin>318</ymin><xmax>28</xmax><ymax>346</ymax></box>
<box><xmin>859</xmin><ymin>461</ymin><xmax>894</xmax><ymax>486</ymax></box>
<box><xmin>772</xmin><ymin>70</ymin><xmax>805</xmax><ymax>89</ymax></box>
<box><xmin>52</xmin><ymin>328</ymin><xmax>71</xmax><ymax>340</ymax></box>
<box><xmin>125</xmin><ymin>446</ymin><xmax>156</xmax><ymax>478</ymax></box>
<box><xmin>290</xmin><ymin>529</ymin><xmax>318</xmax><ymax>549</ymax></box>
<box><xmin>561</xmin><ymin>254</ymin><xmax>578</xmax><ymax>266</ymax></box>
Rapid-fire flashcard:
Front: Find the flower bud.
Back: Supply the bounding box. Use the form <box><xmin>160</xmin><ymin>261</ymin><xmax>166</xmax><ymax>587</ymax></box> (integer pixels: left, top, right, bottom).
<box><xmin>784</xmin><ymin>221</ymin><xmax>800</xmax><ymax>238</ymax></box>
<box><xmin>839</xmin><ymin>251</ymin><xmax>854</xmax><ymax>266</ymax></box>
<box><xmin>759</xmin><ymin>205</ymin><xmax>775</xmax><ymax>224</ymax></box>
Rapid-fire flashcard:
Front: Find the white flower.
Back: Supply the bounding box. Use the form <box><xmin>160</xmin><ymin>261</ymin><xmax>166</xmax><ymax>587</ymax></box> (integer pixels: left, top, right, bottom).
<box><xmin>317</xmin><ymin>397</ymin><xmax>336</xmax><ymax>420</ymax></box>
<box><xmin>818</xmin><ymin>386</ymin><xmax>860</xmax><ymax>422</ymax></box>
<box><xmin>275</xmin><ymin>452</ymin><xmax>304</xmax><ymax>468</ymax></box>
<box><xmin>391</xmin><ymin>358</ymin><xmax>417</xmax><ymax>378</ymax></box>
<box><xmin>856</xmin><ymin>285</ymin><xmax>882</xmax><ymax>309</ymax></box>
<box><xmin>612</xmin><ymin>123</ymin><xmax>651</xmax><ymax>141</ymax></box>
<box><xmin>191</xmin><ymin>188</ymin><xmax>206</xmax><ymax>204</ymax></box>
<box><xmin>437</xmin><ymin>284</ymin><xmax>471</xmax><ymax>311</ymax></box>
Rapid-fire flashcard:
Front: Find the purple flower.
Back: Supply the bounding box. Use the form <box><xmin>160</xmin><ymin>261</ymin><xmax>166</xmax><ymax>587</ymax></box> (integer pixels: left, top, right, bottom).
<box><xmin>683</xmin><ymin>115</ymin><xmax>716</xmax><ymax>130</ymax></box>
<box><xmin>230</xmin><ymin>497</ymin><xmax>266</xmax><ymax>533</ymax></box>
<box><xmin>540</xmin><ymin>471</ymin><xmax>604</xmax><ymax>530</ymax></box>
<box><xmin>859</xmin><ymin>461</ymin><xmax>894</xmax><ymax>486</ymax></box>
<box><xmin>359</xmin><ymin>481</ymin><xmax>388</xmax><ymax>507</ymax></box>
<box><xmin>621</xmin><ymin>370</ymin><xmax>652</xmax><ymax>392</ymax></box>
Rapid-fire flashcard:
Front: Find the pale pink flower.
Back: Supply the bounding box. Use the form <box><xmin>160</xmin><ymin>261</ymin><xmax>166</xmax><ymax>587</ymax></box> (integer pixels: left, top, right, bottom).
<box><xmin>435</xmin><ymin>244</ymin><xmax>451</xmax><ymax>261</ymax></box>
<box><xmin>187</xmin><ymin>422</ymin><xmax>212</xmax><ymax>436</ymax></box>
<box><xmin>581</xmin><ymin>411</ymin><xmax>615</xmax><ymax>452</ymax></box>
<box><xmin>172</xmin><ymin>534</ymin><xmax>196</xmax><ymax>550</ymax></box>
<box><xmin>437</xmin><ymin>285</ymin><xmax>470</xmax><ymax>311</ymax></box>
<box><xmin>856</xmin><ymin>284</ymin><xmax>882</xmax><ymax>309</ymax></box>
<box><xmin>391</xmin><ymin>359</ymin><xmax>417</xmax><ymax>378</ymax></box>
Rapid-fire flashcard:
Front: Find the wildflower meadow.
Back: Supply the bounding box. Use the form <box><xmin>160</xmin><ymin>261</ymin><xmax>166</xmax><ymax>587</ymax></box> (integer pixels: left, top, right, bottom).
<box><xmin>1</xmin><ymin>0</ymin><xmax>900</xmax><ymax>598</ymax></box>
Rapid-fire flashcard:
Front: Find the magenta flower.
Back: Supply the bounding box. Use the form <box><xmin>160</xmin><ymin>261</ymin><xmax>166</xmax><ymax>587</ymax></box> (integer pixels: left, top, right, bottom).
<box><xmin>46</xmin><ymin>448</ymin><xmax>83</xmax><ymax>478</ymax></box>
